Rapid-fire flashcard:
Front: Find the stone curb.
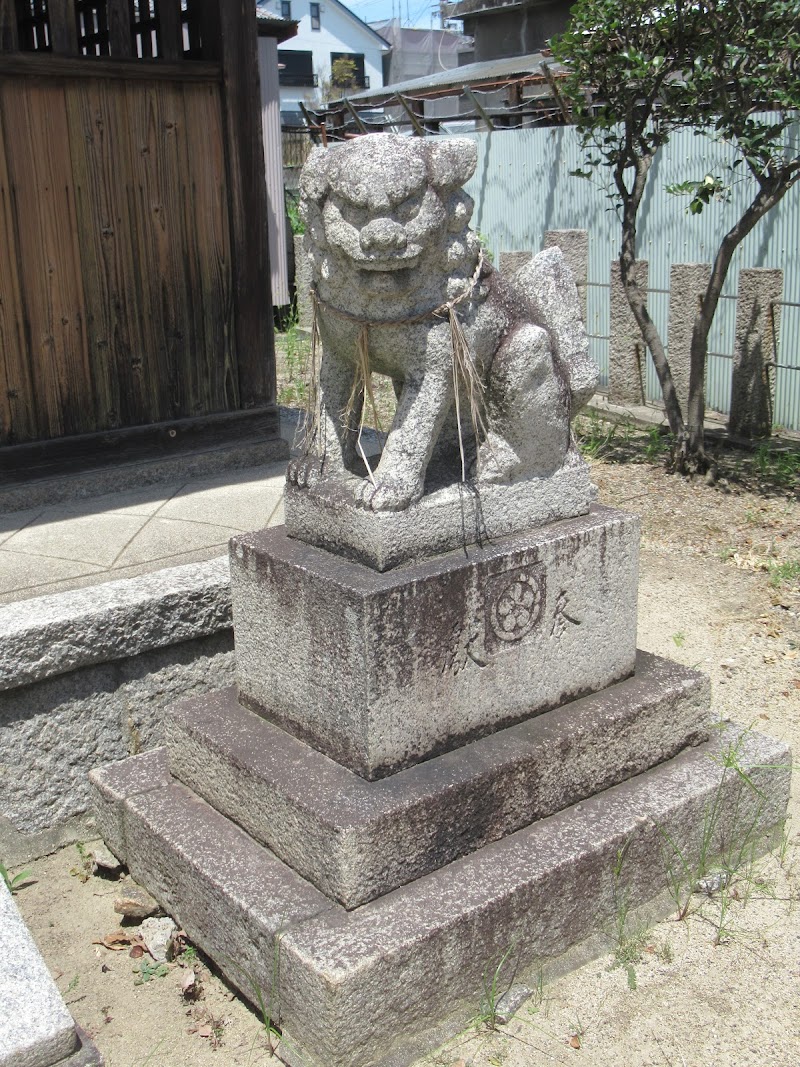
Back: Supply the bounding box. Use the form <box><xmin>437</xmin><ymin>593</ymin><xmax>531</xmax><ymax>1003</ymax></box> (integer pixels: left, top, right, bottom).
<box><xmin>0</xmin><ymin>879</ymin><xmax>89</xmax><ymax>1067</ymax></box>
<box><xmin>0</xmin><ymin>558</ymin><xmax>231</xmax><ymax>692</ymax></box>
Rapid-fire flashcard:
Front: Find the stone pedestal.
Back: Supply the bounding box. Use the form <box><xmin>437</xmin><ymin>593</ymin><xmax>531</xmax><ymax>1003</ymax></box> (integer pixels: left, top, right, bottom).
<box><xmin>90</xmin><ymin>490</ymin><xmax>790</xmax><ymax>1067</ymax></box>
<box><xmin>231</xmin><ymin>506</ymin><xmax>638</xmax><ymax>779</ymax></box>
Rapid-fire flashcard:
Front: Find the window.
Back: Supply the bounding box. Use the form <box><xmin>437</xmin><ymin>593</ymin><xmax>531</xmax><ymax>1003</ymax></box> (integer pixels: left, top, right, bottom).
<box><xmin>330</xmin><ymin>52</ymin><xmax>367</xmax><ymax>90</ymax></box>
<box><xmin>309</xmin><ymin>2</ymin><xmax>320</xmax><ymax>30</ymax></box>
<box><xmin>278</xmin><ymin>49</ymin><xmax>317</xmax><ymax>87</ymax></box>
<box><xmin>75</xmin><ymin>0</ymin><xmax>110</xmax><ymax>56</ymax></box>
<box><xmin>281</xmin><ymin>0</ymin><xmax>291</xmax><ymax>18</ymax></box>
<box><xmin>16</xmin><ymin>0</ymin><xmax>51</xmax><ymax>52</ymax></box>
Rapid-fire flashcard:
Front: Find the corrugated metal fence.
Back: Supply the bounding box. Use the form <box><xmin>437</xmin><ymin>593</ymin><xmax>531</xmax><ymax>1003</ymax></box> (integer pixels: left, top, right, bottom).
<box><xmin>463</xmin><ymin>125</ymin><xmax>800</xmax><ymax>432</ymax></box>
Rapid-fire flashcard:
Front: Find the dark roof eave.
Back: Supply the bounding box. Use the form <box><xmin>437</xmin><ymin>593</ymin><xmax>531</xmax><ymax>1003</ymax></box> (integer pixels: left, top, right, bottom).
<box><xmin>442</xmin><ymin>0</ymin><xmax>534</xmax><ymax>18</ymax></box>
<box><xmin>331</xmin><ymin>49</ymin><xmax>561</xmax><ymax>105</ymax></box>
<box><xmin>257</xmin><ymin>17</ymin><xmax>300</xmax><ymax>44</ymax></box>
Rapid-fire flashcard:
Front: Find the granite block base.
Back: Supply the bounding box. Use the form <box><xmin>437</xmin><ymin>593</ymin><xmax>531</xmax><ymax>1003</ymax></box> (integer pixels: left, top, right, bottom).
<box><xmin>283</xmin><ymin>449</ymin><xmax>596</xmax><ymax>571</ymax></box>
<box><xmin>165</xmin><ymin>652</ymin><xmax>711</xmax><ymax>908</ymax></box>
<box><xmin>230</xmin><ymin>505</ymin><xmax>640</xmax><ymax>779</ymax></box>
<box><xmin>90</xmin><ymin>726</ymin><xmax>791</xmax><ymax>1067</ymax></box>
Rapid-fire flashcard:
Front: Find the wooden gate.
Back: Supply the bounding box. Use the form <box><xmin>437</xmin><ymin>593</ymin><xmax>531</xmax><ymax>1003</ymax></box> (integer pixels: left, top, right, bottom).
<box><xmin>0</xmin><ymin>0</ymin><xmax>275</xmax><ymax>452</ymax></box>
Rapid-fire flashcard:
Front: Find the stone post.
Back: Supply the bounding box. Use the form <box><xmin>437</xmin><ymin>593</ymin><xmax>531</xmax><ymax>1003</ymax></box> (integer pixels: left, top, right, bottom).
<box><xmin>729</xmin><ymin>268</ymin><xmax>783</xmax><ymax>439</ymax></box>
<box><xmin>294</xmin><ymin>232</ymin><xmax>314</xmax><ymax>331</ymax></box>
<box><xmin>609</xmin><ymin>260</ymin><xmax>648</xmax><ymax>405</ymax></box>
<box><xmin>667</xmin><ymin>263</ymin><xmax>711</xmax><ymax>417</ymax></box>
<box><xmin>544</xmin><ymin>229</ymin><xmax>589</xmax><ymax>322</ymax></box>
<box><xmin>498</xmin><ymin>251</ymin><xmax>532</xmax><ymax>276</ymax></box>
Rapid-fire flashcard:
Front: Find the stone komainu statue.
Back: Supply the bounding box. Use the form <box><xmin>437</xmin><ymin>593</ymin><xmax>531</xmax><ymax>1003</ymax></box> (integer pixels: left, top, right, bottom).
<box><xmin>288</xmin><ymin>134</ymin><xmax>598</xmax><ymax>513</ymax></box>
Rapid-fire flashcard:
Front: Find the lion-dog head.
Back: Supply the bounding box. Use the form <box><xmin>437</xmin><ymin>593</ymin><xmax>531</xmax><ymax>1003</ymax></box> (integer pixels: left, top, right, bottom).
<box><xmin>300</xmin><ymin>135</ymin><xmax>483</xmax><ymax>301</ymax></box>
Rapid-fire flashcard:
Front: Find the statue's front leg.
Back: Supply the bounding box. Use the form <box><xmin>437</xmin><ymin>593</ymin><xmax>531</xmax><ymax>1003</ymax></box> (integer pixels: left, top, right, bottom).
<box><xmin>287</xmin><ymin>344</ymin><xmax>360</xmax><ymax>488</ymax></box>
<box><xmin>356</xmin><ymin>366</ymin><xmax>453</xmax><ymax>511</ymax></box>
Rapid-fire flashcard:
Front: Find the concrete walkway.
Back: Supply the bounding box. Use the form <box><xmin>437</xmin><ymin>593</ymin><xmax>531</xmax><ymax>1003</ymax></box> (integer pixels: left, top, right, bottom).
<box><xmin>0</xmin><ymin>461</ymin><xmax>288</xmax><ymax>606</ymax></box>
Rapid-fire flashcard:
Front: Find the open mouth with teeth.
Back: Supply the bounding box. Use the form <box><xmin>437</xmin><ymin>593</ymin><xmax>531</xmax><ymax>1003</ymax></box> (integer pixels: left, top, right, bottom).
<box><xmin>354</xmin><ymin>248</ymin><xmax>422</xmax><ymax>272</ymax></box>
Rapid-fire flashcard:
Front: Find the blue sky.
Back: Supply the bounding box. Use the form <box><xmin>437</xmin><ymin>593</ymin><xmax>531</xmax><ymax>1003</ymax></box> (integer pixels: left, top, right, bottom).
<box><xmin>346</xmin><ymin>0</ymin><xmax>445</xmax><ymax>30</ymax></box>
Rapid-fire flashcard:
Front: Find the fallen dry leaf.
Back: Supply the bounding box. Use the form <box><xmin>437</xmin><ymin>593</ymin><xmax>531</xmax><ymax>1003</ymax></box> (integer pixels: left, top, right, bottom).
<box><xmin>93</xmin><ymin>929</ymin><xmax>148</xmax><ymax>955</ymax></box>
<box><xmin>569</xmin><ymin>1034</ymin><xmax>582</xmax><ymax>1049</ymax></box>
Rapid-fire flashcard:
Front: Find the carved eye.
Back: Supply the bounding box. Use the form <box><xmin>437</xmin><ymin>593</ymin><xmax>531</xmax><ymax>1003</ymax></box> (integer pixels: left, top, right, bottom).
<box><xmin>339</xmin><ymin>202</ymin><xmax>369</xmax><ymax>228</ymax></box>
<box><xmin>393</xmin><ymin>192</ymin><xmax>423</xmax><ymax>223</ymax></box>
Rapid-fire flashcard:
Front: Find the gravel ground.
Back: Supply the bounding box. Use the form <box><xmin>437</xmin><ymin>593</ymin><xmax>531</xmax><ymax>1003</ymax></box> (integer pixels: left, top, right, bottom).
<box><xmin>10</xmin><ymin>432</ymin><xmax>800</xmax><ymax>1067</ymax></box>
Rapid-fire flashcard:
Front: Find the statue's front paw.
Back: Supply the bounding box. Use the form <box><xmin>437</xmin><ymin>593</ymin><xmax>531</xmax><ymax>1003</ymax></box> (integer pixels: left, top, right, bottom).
<box><xmin>286</xmin><ymin>455</ymin><xmax>322</xmax><ymax>489</ymax></box>
<box><xmin>354</xmin><ymin>474</ymin><xmax>422</xmax><ymax>512</ymax></box>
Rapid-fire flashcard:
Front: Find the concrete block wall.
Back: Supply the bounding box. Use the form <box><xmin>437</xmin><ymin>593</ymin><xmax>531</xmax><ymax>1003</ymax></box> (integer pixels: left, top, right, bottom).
<box><xmin>0</xmin><ymin>561</ymin><xmax>234</xmax><ymax>865</ymax></box>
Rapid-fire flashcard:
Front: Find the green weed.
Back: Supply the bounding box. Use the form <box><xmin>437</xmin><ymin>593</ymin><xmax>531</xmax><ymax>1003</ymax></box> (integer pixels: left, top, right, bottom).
<box><xmin>277</xmin><ymin>312</ymin><xmax>311</xmax><ymax>409</ymax></box>
<box><xmin>134</xmin><ymin>959</ymin><xmax>169</xmax><ymax>985</ymax></box>
<box><xmin>768</xmin><ymin>559</ymin><xmax>800</xmax><ymax>589</ymax></box>
<box><xmin>752</xmin><ymin>442</ymin><xmax>800</xmax><ymax>489</ymax></box>
<box><xmin>672</xmin><ymin>631</ymin><xmax>686</xmax><ymax>648</ymax></box>
<box><xmin>69</xmin><ymin>842</ymin><xmax>93</xmax><ymax>883</ymax></box>
<box><xmin>575</xmin><ymin>411</ymin><xmax>620</xmax><ymax>459</ymax></box>
<box><xmin>285</xmin><ymin>190</ymin><xmax>305</xmax><ymax>236</ymax></box>
<box><xmin>474</xmin><ymin>943</ymin><xmax>517</xmax><ymax>1031</ymax></box>
<box><xmin>656</xmin><ymin>727</ymin><xmax>788</xmax><ymax>931</ymax></box>
<box><xmin>0</xmin><ymin>861</ymin><xmax>33</xmax><ymax>894</ymax></box>
<box><xmin>644</xmin><ymin>425</ymin><xmax>668</xmax><ymax>461</ymax></box>
<box><xmin>235</xmin><ymin>928</ymin><xmax>308</xmax><ymax>1064</ymax></box>
<box><xmin>179</xmin><ymin>944</ymin><xmax>198</xmax><ymax>967</ymax></box>
<box><xmin>609</xmin><ymin>838</ymin><xmax>650</xmax><ymax>990</ymax></box>
<box><xmin>476</xmin><ymin>230</ymin><xmax>495</xmax><ymax>265</ymax></box>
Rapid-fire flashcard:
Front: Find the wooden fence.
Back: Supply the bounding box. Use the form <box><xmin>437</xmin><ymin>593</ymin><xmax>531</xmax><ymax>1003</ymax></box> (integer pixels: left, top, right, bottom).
<box><xmin>0</xmin><ymin>0</ymin><xmax>276</xmax><ymax>453</ymax></box>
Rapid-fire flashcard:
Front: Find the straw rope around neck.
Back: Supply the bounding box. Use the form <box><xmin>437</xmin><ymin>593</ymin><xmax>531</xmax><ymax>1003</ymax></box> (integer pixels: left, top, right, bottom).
<box><xmin>303</xmin><ymin>249</ymin><xmax>488</xmax><ymax>486</ymax></box>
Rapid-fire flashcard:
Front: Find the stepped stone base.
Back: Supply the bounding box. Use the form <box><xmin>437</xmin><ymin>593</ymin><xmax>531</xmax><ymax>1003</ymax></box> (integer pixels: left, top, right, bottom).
<box><xmin>231</xmin><ymin>505</ymin><xmax>639</xmax><ymax>779</ymax></box>
<box><xmin>164</xmin><ymin>652</ymin><xmax>711</xmax><ymax>907</ymax></box>
<box><xmin>91</xmin><ymin>725</ymin><xmax>790</xmax><ymax>1067</ymax></box>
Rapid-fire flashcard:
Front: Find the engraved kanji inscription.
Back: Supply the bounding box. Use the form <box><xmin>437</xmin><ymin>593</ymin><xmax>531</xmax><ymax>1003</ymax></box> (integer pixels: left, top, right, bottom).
<box><xmin>551</xmin><ymin>589</ymin><xmax>581</xmax><ymax>638</ymax></box>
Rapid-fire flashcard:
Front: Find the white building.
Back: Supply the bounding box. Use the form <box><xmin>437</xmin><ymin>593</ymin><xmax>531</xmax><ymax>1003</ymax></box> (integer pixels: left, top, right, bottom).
<box><xmin>256</xmin><ymin>0</ymin><xmax>390</xmax><ymax>122</ymax></box>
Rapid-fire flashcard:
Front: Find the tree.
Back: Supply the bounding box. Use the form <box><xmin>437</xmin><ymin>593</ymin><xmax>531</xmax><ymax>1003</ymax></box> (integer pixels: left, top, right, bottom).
<box><xmin>316</xmin><ymin>56</ymin><xmax>359</xmax><ymax>104</ymax></box>
<box><xmin>552</xmin><ymin>1</ymin><xmax>800</xmax><ymax>471</ymax></box>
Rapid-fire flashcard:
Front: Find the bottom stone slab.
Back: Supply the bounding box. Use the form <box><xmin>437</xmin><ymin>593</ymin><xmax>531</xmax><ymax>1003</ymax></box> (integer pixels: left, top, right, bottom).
<box><xmin>90</xmin><ymin>725</ymin><xmax>790</xmax><ymax>1067</ymax></box>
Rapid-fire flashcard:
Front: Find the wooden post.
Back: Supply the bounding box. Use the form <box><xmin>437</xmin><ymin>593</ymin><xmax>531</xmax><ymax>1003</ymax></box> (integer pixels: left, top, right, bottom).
<box><xmin>159</xmin><ymin>0</ymin><xmax>183</xmax><ymax>61</ymax></box>
<box><xmin>397</xmin><ymin>93</ymin><xmax>425</xmax><ymax>136</ymax></box>
<box><xmin>505</xmin><ymin>80</ymin><xmax>522</xmax><ymax>128</ymax></box>
<box><xmin>0</xmin><ymin>0</ymin><xmax>19</xmax><ymax>53</ymax></box>
<box><xmin>48</xmin><ymin>0</ymin><xmax>79</xmax><ymax>55</ymax></box>
<box><xmin>217</xmin><ymin>0</ymin><xmax>274</xmax><ymax>408</ymax></box>
<box><xmin>107</xmin><ymin>0</ymin><xmax>133</xmax><ymax>57</ymax></box>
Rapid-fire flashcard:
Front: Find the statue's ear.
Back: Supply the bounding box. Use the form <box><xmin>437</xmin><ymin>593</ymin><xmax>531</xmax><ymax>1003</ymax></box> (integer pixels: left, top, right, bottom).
<box><xmin>427</xmin><ymin>139</ymin><xmax>477</xmax><ymax>190</ymax></box>
<box><xmin>300</xmin><ymin>146</ymin><xmax>331</xmax><ymax>203</ymax></box>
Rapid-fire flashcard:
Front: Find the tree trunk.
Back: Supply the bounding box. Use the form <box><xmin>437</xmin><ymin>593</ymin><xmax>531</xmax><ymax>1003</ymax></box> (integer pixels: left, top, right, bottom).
<box><xmin>680</xmin><ymin>176</ymin><xmax>793</xmax><ymax>473</ymax></box>
<box><xmin>617</xmin><ymin>157</ymin><xmax>685</xmax><ymax>443</ymax></box>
